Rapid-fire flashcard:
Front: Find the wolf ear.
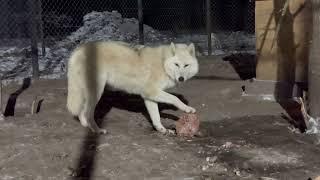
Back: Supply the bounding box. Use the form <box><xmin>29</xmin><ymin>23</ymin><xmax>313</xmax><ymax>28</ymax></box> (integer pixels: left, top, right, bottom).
<box><xmin>188</xmin><ymin>43</ymin><xmax>195</xmax><ymax>57</ymax></box>
<box><xmin>170</xmin><ymin>42</ymin><xmax>176</xmax><ymax>56</ymax></box>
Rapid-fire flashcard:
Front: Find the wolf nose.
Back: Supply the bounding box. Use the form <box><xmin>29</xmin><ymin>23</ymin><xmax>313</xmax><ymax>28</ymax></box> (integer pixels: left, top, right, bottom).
<box><xmin>178</xmin><ymin>77</ymin><xmax>184</xmax><ymax>82</ymax></box>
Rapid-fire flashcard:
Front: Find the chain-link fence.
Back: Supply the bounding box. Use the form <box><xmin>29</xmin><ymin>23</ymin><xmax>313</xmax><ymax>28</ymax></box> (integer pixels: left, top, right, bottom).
<box><xmin>0</xmin><ymin>0</ymin><xmax>255</xmax><ymax>81</ymax></box>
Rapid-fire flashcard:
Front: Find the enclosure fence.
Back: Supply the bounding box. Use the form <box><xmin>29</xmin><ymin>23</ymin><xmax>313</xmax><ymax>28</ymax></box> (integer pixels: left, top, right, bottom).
<box><xmin>0</xmin><ymin>0</ymin><xmax>255</xmax><ymax>80</ymax></box>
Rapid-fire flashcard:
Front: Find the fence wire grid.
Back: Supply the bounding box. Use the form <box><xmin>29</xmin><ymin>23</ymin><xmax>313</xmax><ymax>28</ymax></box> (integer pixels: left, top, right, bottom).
<box><xmin>0</xmin><ymin>0</ymin><xmax>255</xmax><ymax>81</ymax></box>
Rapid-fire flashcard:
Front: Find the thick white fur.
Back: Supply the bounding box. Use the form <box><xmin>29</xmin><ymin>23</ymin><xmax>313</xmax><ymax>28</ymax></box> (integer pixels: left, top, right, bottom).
<box><xmin>67</xmin><ymin>41</ymin><xmax>199</xmax><ymax>134</ymax></box>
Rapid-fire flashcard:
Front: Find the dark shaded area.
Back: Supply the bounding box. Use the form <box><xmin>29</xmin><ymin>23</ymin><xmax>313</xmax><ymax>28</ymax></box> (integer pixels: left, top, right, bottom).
<box><xmin>95</xmin><ymin>90</ymin><xmax>188</xmax><ymax>124</ymax></box>
<box><xmin>72</xmin><ymin>89</ymin><xmax>186</xmax><ymax>179</ymax></box>
<box><xmin>212</xmin><ymin>0</ymin><xmax>255</xmax><ymax>33</ymax></box>
<box><xmin>279</xmin><ymin>100</ymin><xmax>307</xmax><ymax>133</ymax></box>
<box><xmin>70</xmin><ymin>133</ymin><xmax>100</xmax><ymax>179</ymax></box>
<box><xmin>222</xmin><ymin>53</ymin><xmax>257</xmax><ymax>80</ymax></box>
<box><xmin>193</xmin><ymin>115</ymin><xmax>319</xmax><ymax>179</ymax></box>
<box><xmin>71</xmin><ymin>131</ymin><xmax>101</xmax><ymax>179</ymax></box>
<box><xmin>272</xmin><ymin>1</ymin><xmax>311</xmax><ymax>132</ymax></box>
<box><xmin>194</xmin><ymin>75</ymin><xmax>239</xmax><ymax>81</ymax></box>
<box><xmin>36</xmin><ymin>99</ymin><xmax>44</xmax><ymax>113</ymax></box>
<box><xmin>3</xmin><ymin>77</ymin><xmax>31</xmax><ymax>116</ymax></box>
<box><xmin>0</xmin><ymin>0</ymin><xmax>29</xmax><ymax>38</ymax></box>
<box><xmin>0</xmin><ymin>0</ymin><xmax>255</xmax><ymax>38</ymax></box>
<box><xmin>71</xmin><ymin>42</ymin><xmax>99</xmax><ymax>180</ymax></box>
<box><xmin>278</xmin><ymin>82</ymin><xmax>308</xmax><ymax>133</ymax></box>
<box><xmin>175</xmin><ymin>115</ymin><xmax>320</xmax><ymax>179</ymax></box>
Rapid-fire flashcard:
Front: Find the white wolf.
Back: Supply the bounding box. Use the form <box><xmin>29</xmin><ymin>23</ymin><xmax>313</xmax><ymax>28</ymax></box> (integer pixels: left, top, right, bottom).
<box><xmin>66</xmin><ymin>41</ymin><xmax>199</xmax><ymax>134</ymax></box>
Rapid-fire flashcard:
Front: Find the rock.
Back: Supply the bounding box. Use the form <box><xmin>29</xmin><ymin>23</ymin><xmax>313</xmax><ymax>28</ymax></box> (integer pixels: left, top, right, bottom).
<box><xmin>234</xmin><ymin>169</ymin><xmax>241</xmax><ymax>176</ymax></box>
<box><xmin>201</xmin><ymin>165</ymin><xmax>209</xmax><ymax>171</ymax></box>
<box><xmin>222</xmin><ymin>141</ymin><xmax>233</xmax><ymax>148</ymax></box>
<box><xmin>259</xmin><ymin>177</ymin><xmax>278</xmax><ymax>180</ymax></box>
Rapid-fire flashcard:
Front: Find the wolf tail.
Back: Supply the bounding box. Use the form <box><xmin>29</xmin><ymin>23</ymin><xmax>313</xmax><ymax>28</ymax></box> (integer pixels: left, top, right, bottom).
<box><xmin>67</xmin><ymin>80</ymin><xmax>83</xmax><ymax>116</ymax></box>
<box><xmin>66</xmin><ymin>51</ymin><xmax>84</xmax><ymax>116</ymax></box>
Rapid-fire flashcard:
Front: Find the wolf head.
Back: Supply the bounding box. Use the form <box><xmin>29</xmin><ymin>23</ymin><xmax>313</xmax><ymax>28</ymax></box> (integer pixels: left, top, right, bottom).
<box><xmin>164</xmin><ymin>42</ymin><xmax>199</xmax><ymax>83</ymax></box>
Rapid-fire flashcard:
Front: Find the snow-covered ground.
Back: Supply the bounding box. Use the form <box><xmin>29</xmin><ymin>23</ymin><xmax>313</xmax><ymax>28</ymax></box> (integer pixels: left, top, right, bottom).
<box><xmin>0</xmin><ymin>10</ymin><xmax>255</xmax><ymax>84</ymax></box>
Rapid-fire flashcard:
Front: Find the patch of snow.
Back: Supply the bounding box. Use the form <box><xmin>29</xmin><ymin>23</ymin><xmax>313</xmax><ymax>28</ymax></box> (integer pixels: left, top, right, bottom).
<box><xmin>67</xmin><ymin>11</ymin><xmax>170</xmax><ymax>45</ymax></box>
<box><xmin>306</xmin><ymin>117</ymin><xmax>320</xmax><ymax>134</ymax></box>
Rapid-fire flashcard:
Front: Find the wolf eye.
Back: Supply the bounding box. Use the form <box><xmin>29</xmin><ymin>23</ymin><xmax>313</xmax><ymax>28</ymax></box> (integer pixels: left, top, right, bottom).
<box><xmin>184</xmin><ymin>64</ymin><xmax>190</xmax><ymax>68</ymax></box>
<box><xmin>175</xmin><ymin>63</ymin><xmax>180</xmax><ymax>67</ymax></box>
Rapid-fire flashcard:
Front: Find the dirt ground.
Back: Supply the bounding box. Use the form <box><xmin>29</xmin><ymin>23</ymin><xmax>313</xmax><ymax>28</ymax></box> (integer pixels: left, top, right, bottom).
<box><xmin>0</xmin><ymin>56</ymin><xmax>320</xmax><ymax>180</ymax></box>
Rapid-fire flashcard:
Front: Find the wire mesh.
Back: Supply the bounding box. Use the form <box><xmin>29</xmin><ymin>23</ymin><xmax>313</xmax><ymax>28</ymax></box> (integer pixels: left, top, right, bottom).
<box><xmin>0</xmin><ymin>0</ymin><xmax>255</xmax><ymax>81</ymax></box>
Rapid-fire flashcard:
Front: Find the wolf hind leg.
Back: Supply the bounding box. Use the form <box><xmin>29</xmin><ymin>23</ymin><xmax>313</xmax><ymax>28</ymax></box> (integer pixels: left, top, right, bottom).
<box><xmin>79</xmin><ymin>98</ymin><xmax>107</xmax><ymax>134</ymax></box>
<box><xmin>79</xmin><ymin>84</ymin><xmax>107</xmax><ymax>134</ymax></box>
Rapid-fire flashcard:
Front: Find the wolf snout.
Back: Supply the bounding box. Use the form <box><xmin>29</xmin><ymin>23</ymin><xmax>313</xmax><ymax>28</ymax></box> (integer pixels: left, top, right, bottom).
<box><xmin>178</xmin><ymin>77</ymin><xmax>185</xmax><ymax>82</ymax></box>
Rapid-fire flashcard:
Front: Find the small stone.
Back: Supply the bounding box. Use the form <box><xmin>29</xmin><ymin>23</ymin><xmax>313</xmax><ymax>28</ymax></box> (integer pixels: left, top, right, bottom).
<box><xmin>222</xmin><ymin>141</ymin><xmax>233</xmax><ymax>148</ymax></box>
<box><xmin>204</xmin><ymin>178</ymin><xmax>213</xmax><ymax>180</ymax></box>
<box><xmin>234</xmin><ymin>169</ymin><xmax>241</xmax><ymax>176</ymax></box>
<box><xmin>206</xmin><ymin>156</ymin><xmax>217</xmax><ymax>164</ymax></box>
<box><xmin>66</xmin><ymin>167</ymin><xmax>77</xmax><ymax>177</ymax></box>
<box><xmin>259</xmin><ymin>177</ymin><xmax>277</xmax><ymax>180</ymax></box>
<box><xmin>201</xmin><ymin>165</ymin><xmax>209</xmax><ymax>171</ymax></box>
<box><xmin>211</xmin><ymin>156</ymin><xmax>218</xmax><ymax>163</ymax></box>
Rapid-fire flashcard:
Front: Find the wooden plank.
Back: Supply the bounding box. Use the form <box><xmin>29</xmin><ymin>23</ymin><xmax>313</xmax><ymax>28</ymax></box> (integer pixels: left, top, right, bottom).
<box><xmin>255</xmin><ymin>0</ymin><xmax>312</xmax><ymax>83</ymax></box>
<box><xmin>308</xmin><ymin>0</ymin><xmax>320</xmax><ymax>118</ymax></box>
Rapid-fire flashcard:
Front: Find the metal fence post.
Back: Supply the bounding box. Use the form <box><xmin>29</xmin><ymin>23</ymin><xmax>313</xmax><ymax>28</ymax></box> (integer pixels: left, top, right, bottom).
<box><xmin>29</xmin><ymin>0</ymin><xmax>39</xmax><ymax>79</ymax></box>
<box><xmin>138</xmin><ymin>0</ymin><xmax>144</xmax><ymax>45</ymax></box>
<box><xmin>37</xmin><ymin>0</ymin><xmax>45</xmax><ymax>57</ymax></box>
<box><xmin>206</xmin><ymin>0</ymin><xmax>212</xmax><ymax>56</ymax></box>
<box><xmin>0</xmin><ymin>80</ymin><xmax>2</xmax><ymax>117</ymax></box>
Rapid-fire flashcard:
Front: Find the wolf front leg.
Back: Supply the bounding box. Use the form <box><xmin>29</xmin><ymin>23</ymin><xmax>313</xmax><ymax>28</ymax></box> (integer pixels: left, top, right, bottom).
<box><xmin>144</xmin><ymin>99</ymin><xmax>175</xmax><ymax>134</ymax></box>
<box><xmin>145</xmin><ymin>91</ymin><xmax>196</xmax><ymax>113</ymax></box>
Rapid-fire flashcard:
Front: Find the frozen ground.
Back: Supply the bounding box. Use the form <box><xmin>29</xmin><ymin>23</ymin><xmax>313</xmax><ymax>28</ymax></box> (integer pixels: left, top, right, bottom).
<box><xmin>0</xmin><ymin>58</ymin><xmax>319</xmax><ymax>180</ymax></box>
<box><xmin>0</xmin><ymin>10</ymin><xmax>255</xmax><ymax>83</ymax></box>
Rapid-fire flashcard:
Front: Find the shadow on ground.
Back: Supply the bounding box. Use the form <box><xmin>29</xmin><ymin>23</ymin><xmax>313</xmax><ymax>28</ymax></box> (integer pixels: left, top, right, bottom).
<box><xmin>72</xmin><ymin>89</ymin><xmax>187</xmax><ymax>179</ymax></box>
<box><xmin>4</xmin><ymin>77</ymin><xmax>31</xmax><ymax>116</ymax></box>
<box><xmin>222</xmin><ymin>53</ymin><xmax>257</xmax><ymax>80</ymax></box>
<box><xmin>177</xmin><ymin>115</ymin><xmax>320</xmax><ymax>180</ymax></box>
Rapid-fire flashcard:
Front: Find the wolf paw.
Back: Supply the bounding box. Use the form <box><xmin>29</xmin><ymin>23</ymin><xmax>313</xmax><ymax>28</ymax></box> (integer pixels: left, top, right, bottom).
<box><xmin>157</xmin><ymin>127</ymin><xmax>168</xmax><ymax>134</ymax></box>
<box><xmin>156</xmin><ymin>127</ymin><xmax>175</xmax><ymax>135</ymax></box>
<box><xmin>157</xmin><ymin>127</ymin><xmax>176</xmax><ymax>136</ymax></box>
<box><xmin>184</xmin><ymin>106</ymin><xmax>196</xmax><ymax>113</ymax></box>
